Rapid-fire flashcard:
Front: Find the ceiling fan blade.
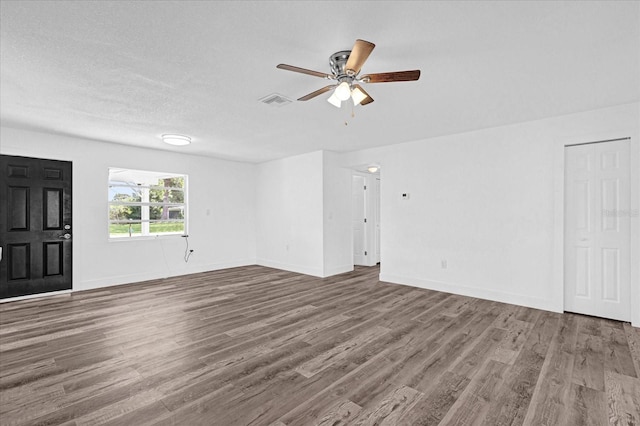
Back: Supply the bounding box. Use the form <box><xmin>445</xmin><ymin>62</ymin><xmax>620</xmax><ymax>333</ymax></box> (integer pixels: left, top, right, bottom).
<box><xmin>277</xmin><ymin>64</ymin><xmax>332</xmax><ymax>79</ymax></box>
<box><xmin>360</xmin><ymin>97</ymin><xmax>374</xmax><ymax>106</ymax></box>
<box><xmin>345</xmin><ymin>39</ymin><xmax>375</xmax><ymax>75</ymax></box>
<box><xmin>352</xmin><ymin>84</ymin><xmax>374</xmax><ymax>106</ymax></box>
<box><xmin>361</xmin><ymin>70</ymin><xmax>421</xmax><ymax>83</ymax></box>
<box><xmin>298</xmin><ymin>85</ymin><xmax>336</xmax><ymax>101</ymax></box>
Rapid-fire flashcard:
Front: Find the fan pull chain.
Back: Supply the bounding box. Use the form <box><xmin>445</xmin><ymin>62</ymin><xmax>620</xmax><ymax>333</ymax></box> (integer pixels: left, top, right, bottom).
<box><xmin>343</xmin><ymin>103</ymin><xmax>356</xmax><ymax>126</ymax></box>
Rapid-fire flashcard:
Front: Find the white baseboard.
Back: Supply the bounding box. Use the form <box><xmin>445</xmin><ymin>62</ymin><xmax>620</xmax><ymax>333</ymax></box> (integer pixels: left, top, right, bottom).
<box><xmin>77</xmin><ymin>259</ymin><xmax>256</xmax><ymax>291</ymax></box>
<box><xmin>0</xmin><ymin>290</ymin><xmax>71</xmax><ymax>303</ymax></box>
<box><xmin>323</xmin><ymin>264</ymin><xmax>354</xmax><ymax>277</ymax></box>
<box><xmin>379</xmin><ymin>273</ymin><xmax>563</xmax><ymax>313</ymax></box>
<box><xmin>256</xmin><ymin>258</ymin><xmax>325</xmax><ymax>277</ymax></box>
<box><xmin>256</xmin><ymin>259</ymin><xmax>354</xmax><ymax>278</ymax></box>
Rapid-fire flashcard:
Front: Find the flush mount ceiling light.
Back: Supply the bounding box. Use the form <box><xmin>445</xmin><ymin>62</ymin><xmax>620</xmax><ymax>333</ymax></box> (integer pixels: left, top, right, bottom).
<box><xmin>162</xmin><ymin>134</ymin><xmax>191</xmax><ymax>146</ymax></box>
<box><xmin>367</xmin><ymin>166</ymin><xmax>379</xmax><ymax>173</ymax></box>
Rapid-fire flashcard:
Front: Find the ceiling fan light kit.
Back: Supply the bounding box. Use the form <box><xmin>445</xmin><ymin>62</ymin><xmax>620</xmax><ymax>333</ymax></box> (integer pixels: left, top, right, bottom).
<box><xmin>334</xmin><ymin>82</ymin><xmax>352</xmax><ymax>101</ymax></box>
<box><xmin>351</xmin><ymin>86</ymin><xmax>368</xmax><ymax>106</ymax></box>
<box><xmin>277</xmin><ymin>39</ymin><xmax>420</xmax><ymax>109</ymax></box>
<box><xmin>327</xmin><ymin>93</ymin><xmax>342</xmax><ymax>108</ymax></box>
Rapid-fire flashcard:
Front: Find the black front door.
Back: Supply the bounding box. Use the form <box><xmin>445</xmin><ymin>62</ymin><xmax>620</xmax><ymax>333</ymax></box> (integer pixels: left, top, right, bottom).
<box><xmin>0</xmin><ymin>155</ymin><xmax>72</xmax><ymax>298</ymax></box>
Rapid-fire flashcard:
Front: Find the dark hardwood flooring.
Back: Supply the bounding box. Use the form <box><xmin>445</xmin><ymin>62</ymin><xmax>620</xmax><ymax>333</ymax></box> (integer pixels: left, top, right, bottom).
<box><xmin>1</xmin><ymin>265</ymin><xmax>639</xmax><ymax>425</ymax></box>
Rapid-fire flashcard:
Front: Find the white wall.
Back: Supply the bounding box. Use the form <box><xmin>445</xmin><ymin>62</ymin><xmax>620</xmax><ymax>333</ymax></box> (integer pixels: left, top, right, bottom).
<box><xmin>0</xmin><ymin>126</ymin><xmax>257</xmax><ymax>290</ymax></box>
<box><xmin>255</xmin><ymin>150</ymin><xmax>353</xmax><ymax>278</ymax></box>
<box><xmin>322</xmin><ymin>151</ymin><xmax>352</xmax><ymax>276</ymax></box>
<box><xmin>343</xmin><ymin>102</ymin><xmax>639</xmax><ymax>326</ymax></box>
<box><xmin>255</xmin><ymin>150</ymin><xmax>325</xmax><ymax>276</ymax></box>
<box><xmin>2</xmin><ymin>102</ymin><xmax>638</xmax><ymax>327</ymax></box>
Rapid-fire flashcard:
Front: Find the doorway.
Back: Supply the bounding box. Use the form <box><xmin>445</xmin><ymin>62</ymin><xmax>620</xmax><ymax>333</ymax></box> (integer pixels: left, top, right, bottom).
<box><xmin>0</xmin><ymin>155</ymin><xmax>73</xmax><ymax>299</ymax></box>
<box><xmin>563</xmin><ymin>138</ymin><xmax>631</xmax><ymax>321</ymax></box>
<box><xmin>352</xmin><ymin>171</ymin><xmax>380</xmax><ymax>266</ymax></box>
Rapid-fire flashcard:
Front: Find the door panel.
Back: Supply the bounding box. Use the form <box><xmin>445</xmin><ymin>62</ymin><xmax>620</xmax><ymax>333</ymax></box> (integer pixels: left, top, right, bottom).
<box><xmin>0</xmin><ymin>155</ymin><xmax>72</xmax><ymax>298</ymax></box>
<box><xmin>8</xmin><ymin>243</ymin><xmax>30</xmax><ymax>280</ymax></box>
<box><xmin>574</xmin><ymin>247</ymin><xmax>590</xmax><ymax>297</ymax></box>
<box><xmin>564</xmin><ymin>140</ymin><xmax>630</xmax><ymax>321</ymax></box>
<box><xmin>601</xmin><ymin>248</ymin><xmax>619</xmax><ymax>301</ymax></box>
<box><xmin>9</xmin><ymin>187</ymin><xmax>30</xmax><ymax>230</ymax></box>
<box><xmin>44</xmin><ymin>188</ymin><xmax>63</xmax><ymax>229</ymax></box>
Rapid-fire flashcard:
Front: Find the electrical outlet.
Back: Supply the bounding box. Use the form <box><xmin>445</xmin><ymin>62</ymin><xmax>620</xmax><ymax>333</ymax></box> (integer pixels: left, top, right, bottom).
<box><xmin>441</xmin><ymin>260</ymin><xmax>447</xmax><ymax>269</ymax></box>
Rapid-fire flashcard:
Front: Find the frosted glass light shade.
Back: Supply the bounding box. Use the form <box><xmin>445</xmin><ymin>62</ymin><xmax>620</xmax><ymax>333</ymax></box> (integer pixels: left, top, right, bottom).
<box><xmin>334</xmin><ymin>82</ymin><xmax>351</xmax><ymax>101</ymax></box>
<box><xmin>351</xmin><ymin>86</ymin><xmax>367</xmax><ymax>105</ymax></box>
<box><xmin>327</xmin><ymin>93</ymin><xmax>341</xmax><ymax>108</ymax></box>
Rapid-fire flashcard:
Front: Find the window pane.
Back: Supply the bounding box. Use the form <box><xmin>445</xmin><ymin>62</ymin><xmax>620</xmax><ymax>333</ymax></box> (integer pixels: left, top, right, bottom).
<box><xmin>155</xmin><ymin>176</ymin><xmax>184</xmax><ymax>188</ymax></box>
<box><xmin>148</xmin><ymin>189</ymin><xmax>184</xmax><ymax>202</ymax></box>
<box><xmin>109</xmin><ymin>205</ymin><xmax>141</xmax><ymax>221</ymax></box>
<box><xmin>109</xmin><ymin>221</ymin><xmax>142</xmax><ymax>237</ymax></box>
<box><xmin>108</xmin><ymin>185</ymin><xmax>142</xmax><ymax>202</ymax></box>
<box><xmin>149</xmin><ymin>221</ymin><xmax>185</xmax><ymax>235</ymax></box>
<box><xmin>150</xmin><ymin>205</ymin><xmax>185</xmax><ymax>220</ymax></box>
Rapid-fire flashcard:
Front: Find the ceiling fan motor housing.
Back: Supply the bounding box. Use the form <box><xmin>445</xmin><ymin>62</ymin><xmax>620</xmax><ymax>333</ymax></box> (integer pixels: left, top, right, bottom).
<box><xmin>329</xmin><ymin>50</ymin><xmax>354</xmax><ymax>80</ymax></box>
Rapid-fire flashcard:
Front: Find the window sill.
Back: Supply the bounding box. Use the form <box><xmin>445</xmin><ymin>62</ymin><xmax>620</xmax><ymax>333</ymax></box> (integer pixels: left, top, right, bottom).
<box><xmin>108</xmin><ymin>234</ymin><xmax>186</xmax><ymax>242</ymax></box>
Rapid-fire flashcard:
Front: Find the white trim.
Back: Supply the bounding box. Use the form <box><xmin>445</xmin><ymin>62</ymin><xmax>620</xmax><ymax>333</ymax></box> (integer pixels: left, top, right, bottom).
<box><xmin>107</xmin><ymin>233</ymin><xmax>185</xmax><ymax>242</ymax></box>
<box><xmin>77</xmin><ymin>259</ymin><xmax>255</xmax><ymax>291</ymax></box>
<box><xmin>323</xmin><ymin>264</ymin><xmax>354</xmax><ymax>277</ymax></box>
<box><xmin>256</xmin><ymin>258</ymin><xmax>324</xmax><ymax>278</ymax></box>
<box><xmin>380</xmin><ymin>273</ymin><xmax>561</xmax><ymax>313</ymax></box>
<box><xmin>630</xmin><ymin>134</ymin><xmax>640</xmax><ymax>328</ymax></box>
<box><xmin>0</xmin><ymin>290</ymin><xmax>71</xmax><ymax>303</ymax></box>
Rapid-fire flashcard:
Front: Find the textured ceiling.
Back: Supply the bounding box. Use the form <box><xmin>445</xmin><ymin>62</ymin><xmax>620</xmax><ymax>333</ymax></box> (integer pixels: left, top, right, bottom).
<box><xmin>1</xmin><ymin>1</ymin><xmax>638</xmax><ymax>163</ymax></box>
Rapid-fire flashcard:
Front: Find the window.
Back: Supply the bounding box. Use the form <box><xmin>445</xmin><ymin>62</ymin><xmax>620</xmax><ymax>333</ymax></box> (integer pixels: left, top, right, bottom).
<box><xmin>108</xmin><ymin>168</ymin><xmax>187</xmax><ymax>239</ymax></box>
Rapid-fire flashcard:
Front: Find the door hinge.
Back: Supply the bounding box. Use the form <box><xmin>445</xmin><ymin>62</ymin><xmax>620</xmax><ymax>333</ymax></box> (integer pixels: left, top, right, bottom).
<box><xmin>364</xmin><ymin>185</ymin><xmax>367</xmax><ymax>190</ymax></box>
<box><xmin>364</xmin><ymin>218</ymin><xmax>367</xmax><ymax>223</ymax></box>
<box><xmin>364</xmin><ymin>251</ymin><xmax>368</xmax><ymax>256</ymax></box>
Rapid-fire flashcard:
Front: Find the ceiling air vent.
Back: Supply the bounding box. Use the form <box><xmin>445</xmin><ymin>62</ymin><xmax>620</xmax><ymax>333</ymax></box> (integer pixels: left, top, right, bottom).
<box><xmin>259</xmin><ymin>93</ymin><xmax>292</xmax><ymax>107</ymax></box>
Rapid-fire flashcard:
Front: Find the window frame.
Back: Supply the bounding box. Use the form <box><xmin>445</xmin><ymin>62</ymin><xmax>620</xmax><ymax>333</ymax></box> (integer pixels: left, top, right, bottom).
<box><xmin>107</xmin><ymin>168</ymin><xmax>188</xmax><ymax>240</ymax></box>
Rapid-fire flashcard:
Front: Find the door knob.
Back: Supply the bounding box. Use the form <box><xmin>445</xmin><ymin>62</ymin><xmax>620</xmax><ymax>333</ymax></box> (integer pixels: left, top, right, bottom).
<box><xmin>59</xmin><ymin>233</ymin><xmax>72</xmax><ymax>240</ymax></box>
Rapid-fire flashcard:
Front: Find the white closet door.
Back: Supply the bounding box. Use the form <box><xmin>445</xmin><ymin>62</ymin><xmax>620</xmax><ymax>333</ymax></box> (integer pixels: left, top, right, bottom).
<box><xmin>564</xmin><ymin>139</ymin><xmax>631</xmax><ymax>321</ymax></box>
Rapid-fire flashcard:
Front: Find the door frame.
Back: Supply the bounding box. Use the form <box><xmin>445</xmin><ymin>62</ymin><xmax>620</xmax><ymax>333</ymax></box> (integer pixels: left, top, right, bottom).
<box><xmin>554</xmin><ymin>133</ymin><xmax>639</xmax><ymax>327</ymax></box>
<box><xmin>351</xmin><ymin>170</ymin><xmax>380</xmax><ymax>267</ymax></box>
<box><xmin>352</xmin><ymin>173</ymin><xmax>367</xmax><ymax>266</ymax></box>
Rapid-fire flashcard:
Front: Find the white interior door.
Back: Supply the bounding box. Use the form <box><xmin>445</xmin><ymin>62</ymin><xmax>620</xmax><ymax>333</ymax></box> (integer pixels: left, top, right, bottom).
<box><xmin>352</xmin><ymin>175</ymin><xmax>367</xmax><ymax>266</ymax></box>
<box><xmin>564</xmin><ymin>139</ymin><xmax>631</xmax><ymax>321</ymax></box>
<box><xmin>374</xmin><ymin>177</ymin><xmax>381</xmax><ymax>263</ymax></box>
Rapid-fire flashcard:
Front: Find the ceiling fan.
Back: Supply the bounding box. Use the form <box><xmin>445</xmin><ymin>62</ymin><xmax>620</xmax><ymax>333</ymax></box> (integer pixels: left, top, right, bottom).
<box><xmin>277</xmin><ymin>39</ymin><xmax>420</xmax><ymax>108</ymax></box>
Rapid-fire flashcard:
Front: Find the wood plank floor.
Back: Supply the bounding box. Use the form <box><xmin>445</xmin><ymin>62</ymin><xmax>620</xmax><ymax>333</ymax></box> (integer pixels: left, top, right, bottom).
<box><xmin>1</xmin><ymin>265</ymin><xmax>639</xmax><ymax>426</ymax></box>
